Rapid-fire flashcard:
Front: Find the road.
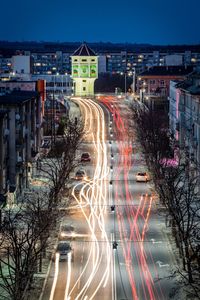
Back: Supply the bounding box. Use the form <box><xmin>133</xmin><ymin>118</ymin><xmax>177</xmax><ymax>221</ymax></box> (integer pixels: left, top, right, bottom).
<box><xmin>43</xmin><ymin>95</ymin><xmax>180</xmax><ymax>300</ymax></box>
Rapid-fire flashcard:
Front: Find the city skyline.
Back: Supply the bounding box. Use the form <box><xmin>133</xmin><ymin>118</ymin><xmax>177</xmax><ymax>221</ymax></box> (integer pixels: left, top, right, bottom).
<box><xmin>1</xmin><ymin>0</ymin><xmax>200</xmax><ymax>45</ymax></box>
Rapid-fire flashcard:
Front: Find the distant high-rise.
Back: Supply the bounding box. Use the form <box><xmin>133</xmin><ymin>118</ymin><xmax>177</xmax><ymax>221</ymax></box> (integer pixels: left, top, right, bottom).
<box><xmin>71</xmin><ymin>43</ymin><xmax>98</xmax><ymax>96</ymax></box>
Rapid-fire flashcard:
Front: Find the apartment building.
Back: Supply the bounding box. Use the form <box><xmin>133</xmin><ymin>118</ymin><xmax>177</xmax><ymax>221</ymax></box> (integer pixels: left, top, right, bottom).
<box><xmin>0</xmin><ymin>110</ymin><xmax>9</xmax><ymax>206</ymax></box>
<box><xmin>169</xmin><ymin>75</ymin><xmax>200</xmax><ymax>170</ymax></box>
<box><xmin>32</xmin><ymin>74</ymin><xmax>73</xmax><ymax>95</ymax></box>
<box><xmin>1</xmin><ymin>44</ymin><xmax>200</xmax><ymax>77</ymax></box>
<box><xmin>137</xmin><ymin>66</ymin><xmax>194</xmax><ymax>96</ymax></box>
<box><xmin>0</xmin><ymin>91</ymin><xmax>42</xmax><ymax>203</ymax></box>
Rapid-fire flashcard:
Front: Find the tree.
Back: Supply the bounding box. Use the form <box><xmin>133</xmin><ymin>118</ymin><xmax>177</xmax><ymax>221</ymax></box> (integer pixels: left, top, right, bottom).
<box><xmin>130</xmin><ymin>100</ymin><xmax>200</xmax><ymax>298</ymax></box>
<box><xmin>38</xmin><ymin>118</ymin><xmax>83</xmax><ymax>204</ymax></box>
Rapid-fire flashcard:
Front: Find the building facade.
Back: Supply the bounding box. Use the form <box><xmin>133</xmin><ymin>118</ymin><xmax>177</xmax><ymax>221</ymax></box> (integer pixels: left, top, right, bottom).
<box><xmin>1</xmin><ymin>43</ymin><xmax>200</xmax><ymax>78</ymax></box>
<box><xmin>0</xmin><ymin>110</ymin><xmax>9</xmax><ymax>205</ymax></box>
<box><xmin>169</xmin><ymin>75</ymin><xmax>200</xmax><ymax>171</ymax></box>
<box><xmin>0</xmin><ymin>91</ymin><xmax>43</xmax><ymax>203</ymax></box>
<box><xmin>71</xmin><ymin>43</ymin><xmax>98</xmax><ymax>96</ymax></box>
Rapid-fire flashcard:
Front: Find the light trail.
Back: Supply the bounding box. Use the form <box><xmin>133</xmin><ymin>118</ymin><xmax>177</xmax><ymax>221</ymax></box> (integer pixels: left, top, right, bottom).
<box><xmin>68</xmin><ymin>97</ymin><xmax>112</xmax><ymax>300</ymax></box>
<box><xmin>100</xmin><ymin>96</ymin><xmax>165</xmax><ymax>300</ymax></box>
<box><xmin>49</xmin><ymin>253</ymin><xmax>60</xmax><ymax>300</ymax></box>
<box><xmin>64</xmin><ymin>253</ymin><xmax>72</xmax><ymax>300</ymax></box>
<box><xmin>49</xmin><ymin>94</ymin><xmax>164</xmax><ymax>300</ymax></box>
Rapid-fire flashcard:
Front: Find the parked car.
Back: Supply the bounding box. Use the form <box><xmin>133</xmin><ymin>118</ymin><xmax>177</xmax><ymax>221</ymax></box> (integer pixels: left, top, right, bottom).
<box><xmin>75</xmin><ymin>169</ymin><xmax>87</xmax><ymax>180</ymax></box>
<box><xmin>136</xmin><ymin>172</ymin><xmax>150</xmax><ymax>182</ymax></box>
<box><xmin>54</xmin><ymin>241</ymin><xmax>73</xmax><ymax>262</ymax></box>
<box><xmin>81</xmin><ymin>152</ymin><xmax>91</xmax><ymax>162</ymax></box>
<box><xmin>59</xmin><ymin>224</ymin><xmax>75</xmax><ymax>240</ymax></box>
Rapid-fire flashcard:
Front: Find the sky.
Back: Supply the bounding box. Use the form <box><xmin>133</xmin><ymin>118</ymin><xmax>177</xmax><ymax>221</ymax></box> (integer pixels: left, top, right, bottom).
<box><xmin>1</xmin><ymin>0</ymin><xmax>200</xmax><ymax>45</ymax></box>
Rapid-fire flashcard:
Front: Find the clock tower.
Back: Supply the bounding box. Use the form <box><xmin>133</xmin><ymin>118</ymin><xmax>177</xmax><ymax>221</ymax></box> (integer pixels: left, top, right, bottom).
<box><xmin>71</xmin><ymin>43</ymin><xmax>98</xmax><ymax>96</ymax></box>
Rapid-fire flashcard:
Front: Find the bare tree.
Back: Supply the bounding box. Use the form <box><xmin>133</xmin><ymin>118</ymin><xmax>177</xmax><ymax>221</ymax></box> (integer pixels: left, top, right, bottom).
<box><xmin>0</xmin><ymin>118</ymin><xmax>84</xmax><ymax>299</ymax></box>
<box><xmin>130</xmin><ymin>101</ymin><xmax>200</xmax><ymax>298</ymax></box>
<box><xmin>38</xmin><ymin>118</ymin><xmax>83</xmax><ymax>204</ymax></box>
<box><xmin>0</xmin><ymin>206</ymin><xmax>45</xmax><ymax>300</ymax></box>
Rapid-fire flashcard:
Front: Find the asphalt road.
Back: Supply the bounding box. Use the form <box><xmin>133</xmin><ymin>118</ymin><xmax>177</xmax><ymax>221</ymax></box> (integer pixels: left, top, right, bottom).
<box><xmin>42</xmin><ymin>95</ymin><xmax>180</xmax><ymax>300</ymax></box>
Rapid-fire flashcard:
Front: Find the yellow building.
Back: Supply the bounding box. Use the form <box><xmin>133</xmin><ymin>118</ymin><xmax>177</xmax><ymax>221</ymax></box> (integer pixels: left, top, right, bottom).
<box><xmin>71</xmin><ymin>43</ymin><xmax>98</xmax><ymax>96</ymax></box>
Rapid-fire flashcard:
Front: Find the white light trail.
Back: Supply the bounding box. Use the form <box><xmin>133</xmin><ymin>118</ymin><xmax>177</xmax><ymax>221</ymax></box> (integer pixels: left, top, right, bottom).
<box><xmin>49</xmin><ymin>253</ymin><xmax>60</xmax><ymax>300</ymax></box>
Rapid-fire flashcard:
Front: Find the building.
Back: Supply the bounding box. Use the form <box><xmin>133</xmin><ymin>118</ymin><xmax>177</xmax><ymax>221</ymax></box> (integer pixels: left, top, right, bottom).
<box><xmin>1</xmin><ymin>42</ymin><xmax>200</xmax><ymax>86</ymax></box>
<box><xmin>12</xmin><ymin>55</ymin><xmax>32</xmax><ymax>79</ymax></box>
<box><xmin>137</xmin><ymin>66</ymin><xmax>194</xmax><ymax>96</ymax></box>
<box><xmin>0</xmin><ymin>110</ymin><xmax>9</xmax><ymax>206</ymax></box>
<box><xmin>32</xmin><ymin>74</ymin><xmax>73</xmax><ymax>95</ymax></box>
<box><xmin>71</xmin><ymin>43</ymin><xmax>98</xmax><ymax>96</ymax></box>
<box><xmin>0</xmin><ymin>91</ymin><xmax>43</xmax><ymax>203</ymax></box>
<box><xmin>137</xmin><ymin>66</ymin><xmax>194</xmax><ymax>110</ymax></box>
<box><xmin>165</xmin><ymin>54</ymin><xmax>183</xmax><ymax>66</ymax></box>
<box><xmin>169</xmin><ymin>75</ymin><xmax>200</xmax><ymax>171</ymax></box>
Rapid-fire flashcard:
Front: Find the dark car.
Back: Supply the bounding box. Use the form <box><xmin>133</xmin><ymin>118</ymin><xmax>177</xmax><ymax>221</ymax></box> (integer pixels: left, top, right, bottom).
<box><xmin>75</xmin><ymin>169</ymin><xmax>87</xmax><ymax>180</ymax></box>
<box><xmin>54</xmin><ymin>241</ymin><xmax>73</xmax><ymax>261</ymax></box>
<box><xmin>81</xmin><ymin>152</ymin><xmax>91</xmax><ymax>162</ymax></box>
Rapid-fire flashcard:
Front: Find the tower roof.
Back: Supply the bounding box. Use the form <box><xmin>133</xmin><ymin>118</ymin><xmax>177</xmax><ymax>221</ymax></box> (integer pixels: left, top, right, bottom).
<box><xmin>72</xmin><ymin>43</ymin><xmax>96</xmax><ymax>56</ymax></box>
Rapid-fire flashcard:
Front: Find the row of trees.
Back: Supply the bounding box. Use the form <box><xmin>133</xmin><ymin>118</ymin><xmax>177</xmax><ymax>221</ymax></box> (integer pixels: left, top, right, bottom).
<box><xmin>131</xmin><ymin>101</ymin><xmax>200</xmax><ymax>299</ymax></box>
<box><xmin>0</xmin><ymin>118</ymin><xmax>83</xmax><ymax>300</ymax></box>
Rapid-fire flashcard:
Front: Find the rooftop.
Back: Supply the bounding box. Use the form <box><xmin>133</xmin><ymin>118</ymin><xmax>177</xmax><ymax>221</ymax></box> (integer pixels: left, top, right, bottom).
<box><xmin>72</xmin><ymin>43</ymin><xmax>96</xmax><ymax>56</ymax></box>
<box><xmin>176</xmin><ymin>74</ymin><xmax>200</xmax><ymax>95</ymax></box>
<box><xmin>0</xmin><ymin>90</ymin><xmax>39</xmax><ymax>105</ymax></box>
<box><xmin>139</xmin><ymin>66</ymin><xmax>194</xmax><ymax>77</ymax></box>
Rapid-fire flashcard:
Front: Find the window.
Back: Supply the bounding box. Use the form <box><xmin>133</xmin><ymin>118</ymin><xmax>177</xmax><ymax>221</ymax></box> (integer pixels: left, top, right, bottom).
<box><xmin>150</xmin><ymin>80</ymin><xmax>155</xmax><ymax>84</ymax></box>
<box><xmin>160</xmin><ymin>80</ymin><xmax>165</xmax><ymax>86</ymax></box>
<box><xmin>82</xmin><ymin>80</ymin><xmax>86</xmax><ymax>82</ymax></box>
<box><xmin>83</xmin><ymin>87</ymin><xmax>86</xmax><ymax>91</ymax></box>
<box><xmin>82</xmin><ymin>59</ymin><xmax>87</xmax><ymax>62</ymax></box>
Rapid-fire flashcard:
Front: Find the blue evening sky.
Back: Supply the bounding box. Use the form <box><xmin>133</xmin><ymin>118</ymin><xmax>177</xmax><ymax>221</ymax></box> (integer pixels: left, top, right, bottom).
<box><xmin>0</xmin><ymin>0</ymin><xmax>199</xmax><ymax>45</ymax></box>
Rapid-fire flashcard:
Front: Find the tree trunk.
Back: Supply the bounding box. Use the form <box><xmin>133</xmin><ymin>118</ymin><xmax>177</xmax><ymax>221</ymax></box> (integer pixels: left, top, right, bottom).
<box><xmin>185</xmin><ymin>242</ymin><xmax>194</xmax><ymax>283</ymax></box>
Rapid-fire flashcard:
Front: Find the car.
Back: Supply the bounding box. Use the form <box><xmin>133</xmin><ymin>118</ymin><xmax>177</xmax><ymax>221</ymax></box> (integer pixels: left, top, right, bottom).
<box><xmin>54</xmin><ymin>241</ymin><xmax>73</xmax><ymax>262</ymax></box>
<box><xmin>136</xmin><ymin>172</ymin><xmax>149</xmax><ymax>182</ymax></box>
<box><xmin>75</xmin><ymin>169</ymin><xmax>87</xmax><ymax>180</ymax></box>
<box><xmin>59</xmin><ymin>224</ymin><xmax>75</xmax><ymax>240</ymax></box>
<box><xmin>81</xmin><ymin>152</ymin><xmax>91</xmax><ymax>162</ymax></box>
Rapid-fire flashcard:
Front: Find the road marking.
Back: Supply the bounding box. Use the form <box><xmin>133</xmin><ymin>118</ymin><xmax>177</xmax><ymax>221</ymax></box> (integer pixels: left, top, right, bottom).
<box><xmin>119</xmin><ymin>262</ymin><xmax>130</xmax><ymax>268</ymax></box>
<box><xmin>151</xmin><ymin>238</ymin><xmax>162</xmax><ymax>244</ymax></box>
<box><xmin>156</xmin><ymin>261</ymin><xmax>170</xmax><ymax>268</ymax></box>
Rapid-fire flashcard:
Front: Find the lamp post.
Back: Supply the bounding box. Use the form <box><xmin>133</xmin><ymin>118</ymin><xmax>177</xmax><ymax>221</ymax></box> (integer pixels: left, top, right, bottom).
<box><xmin>120</xmin><ymin>72</ymin><xmax>127</xmax><ymax>94</ymax></box>
<box><xmin>132</xmin><ymin>67</ymin><xmax>136</xmax><ymax>94</ymax></box>
<box><xmin>124</xmin><ymin>72</ymin><xmax>127</xmax><ymax>94</ymax></box>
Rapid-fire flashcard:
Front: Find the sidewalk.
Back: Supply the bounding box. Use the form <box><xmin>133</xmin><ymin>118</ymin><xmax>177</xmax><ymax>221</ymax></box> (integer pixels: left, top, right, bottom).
<box><xmin>65</xmin><ymin>97</ymin><xmax>81</xmax><ymax>120</ymax></box>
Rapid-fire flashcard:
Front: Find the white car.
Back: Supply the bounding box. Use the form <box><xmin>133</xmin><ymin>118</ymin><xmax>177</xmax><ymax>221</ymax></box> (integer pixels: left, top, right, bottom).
<box><xmin>136</xmin><ymin>172</ymin><xmax>149</xmax><ymax>182</ymax></box>
<box><xmin>59</xmin><ymin>224</ymin><xmax>76</xmax><ymax>240</ymax></box>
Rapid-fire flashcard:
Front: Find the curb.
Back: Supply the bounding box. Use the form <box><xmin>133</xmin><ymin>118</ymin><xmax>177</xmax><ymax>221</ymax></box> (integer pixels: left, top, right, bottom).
<box><xmin>38</xmin><ymin>255</ymin><xmax>53</xmax><ymax>300</ymax></box>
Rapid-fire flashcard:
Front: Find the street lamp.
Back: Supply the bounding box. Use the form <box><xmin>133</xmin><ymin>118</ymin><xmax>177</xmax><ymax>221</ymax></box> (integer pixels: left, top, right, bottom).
<box><xmin>120</xmin><ymin>72</ymin><xmax>127</xmax><ymax>94</ymax></box>
<box><xmin>132</xmin><ymin>67</ymin><xmax>136</xmax><ymax>94</ymax></box>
